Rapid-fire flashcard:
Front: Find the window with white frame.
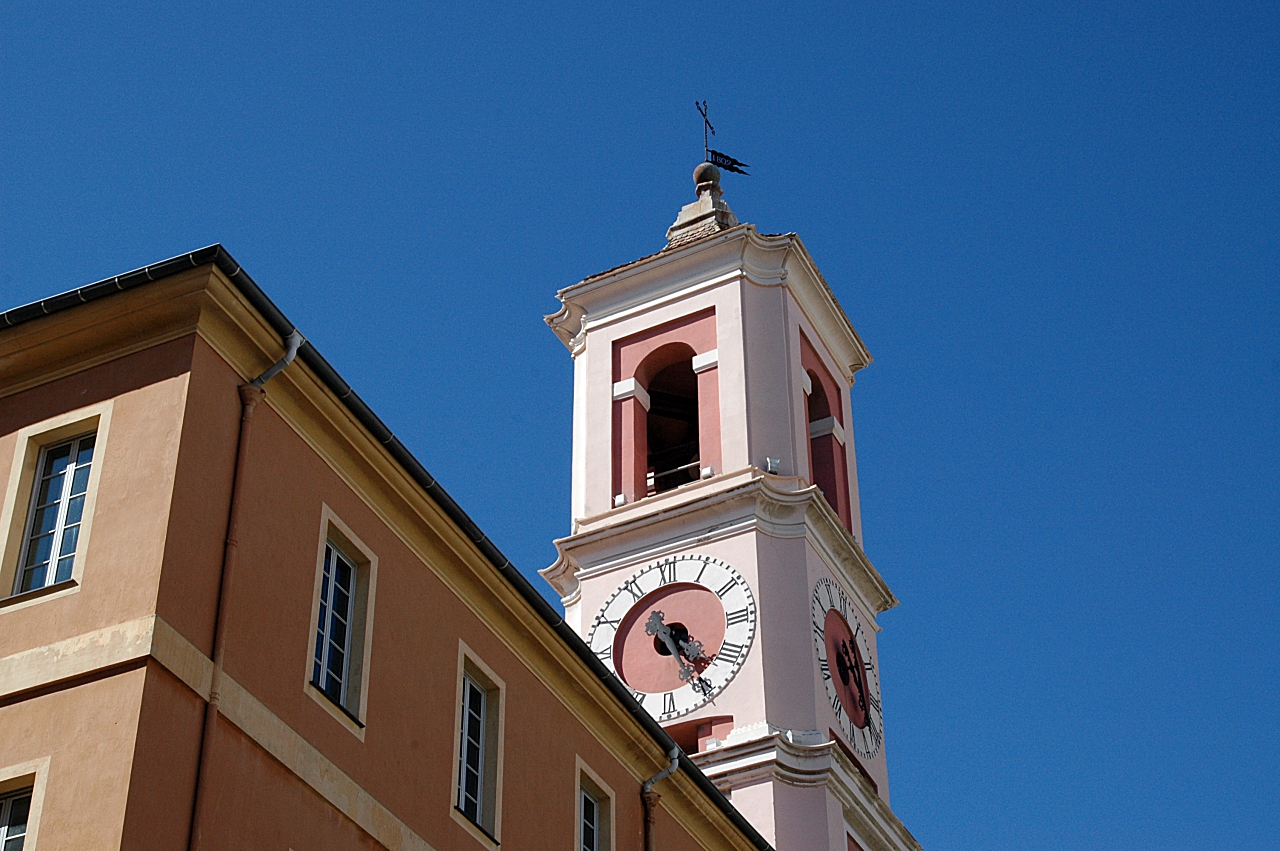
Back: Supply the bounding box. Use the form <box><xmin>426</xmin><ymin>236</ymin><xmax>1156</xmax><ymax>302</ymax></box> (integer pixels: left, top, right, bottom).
<box><xmin>577</xmin><ymin>765</ymin><xmax>612</xmax><ymax>851</ymax></box>
<box><xmin>457</xmin><ymin>674</ymin><xmax>487</xmax><ymax>824</ymax></box>
<box><xmin>0</xmin><ymin>787</ymin><xmax>32</xmax><ymax>850</ymax></box>
<box><xmin>580</xmin><ymin>786</ymin><xmax>599</xmax><ymax>851</ymax></box>
<box><xmin>455</xmin><ymin>661</ymin><xmax>501</xmax><ymax>839</ymax></box>
<box><xmin>15</xmin><ymin>432</ymin><xmax>96</xmax><ymax>595</ymax></box>
<box><xmin>311</xmin><ymin>542</ymin><xmax>364</xmax><ymax>717</ymax></box>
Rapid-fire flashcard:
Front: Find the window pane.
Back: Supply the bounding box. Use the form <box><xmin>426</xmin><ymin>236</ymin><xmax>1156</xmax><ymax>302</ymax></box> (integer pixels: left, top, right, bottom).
<box><xmin>327</xmin><ymin>644</ymin><xmax>345</xmax><ymax>679</ymax></box>
<box><xmin>334</xmin><ymin>556</ymin><xmax>353</xmax><ymax>592</ymax></box>
<box><xmin>76</xmin><ymin>436</ymin><xmax>96</xmax><ymax>466</ymax></box>
<box><xmin>65</xmin><ymin>493</ymin><xmax>85</xmax><ymax>525</ymax></box>
<box><xmin>581</xmin><ymin>789</ymin><xmax>598</xmax><ymax>851</ymax></box>
<box><xmin>6</xmin><ymin>795</ymin><xmax>29</xmax><ymax>832</ymax></box>
<box><xmin>54</xmin><ymin>555</ymin><xmax>75</xmax><ymax>583</ymax></box>
<box><xmin>58</xmin><ymin>524</ymin><xmax>80</xmax><ymax>560</ymax></box>
<box><xmin>42</xmin><ymin>444</ymin><xmax>72</xmax><ymax>477</ymax></box>
<box><xmin>19</xmin><ymin>564</ymin><xmax>47</xmax><ymax>594</ymax></box>
<box><xmin>331</xmin><ymin>597</ymin><xmax>349</xmax><ymax>635</ymax></box>
<box><xmin>3</xmin><ymin>837</ymin><xmax>24</xmax><ymax>851</ymax></box>
<box><xmin>30</xmin><ymin>505</ymin><xmax>58</xmax><ymax>536</ymax></box>
<box><xmin>25</xmin><ymin>533</ymin><xmax>53</xmax><ymax>566</ymax></box>
<box><xmin>71</xmin><ymin>464</ymin><xmax>91</xmax><ymax>496</ymax></box>
<box><xmin>35</xmin><ymin>472</ymin><xmax>64</xmax><ymax>508</ymax></box>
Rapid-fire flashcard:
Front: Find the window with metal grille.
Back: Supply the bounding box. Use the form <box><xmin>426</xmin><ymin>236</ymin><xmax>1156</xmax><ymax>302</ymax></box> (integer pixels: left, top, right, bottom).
<box><xmin>0</xmin><ymin>788</ymin><xmax>32</xmax><ymax>851</ymax></box>
<box><xmin>580</xmin><ymin>786</ymin><xmax>599</xmax><ymax>851</ymax></box>
<box><xmin>457</xmin><ymin>674</ymin><xmax>487</xmax><ymax>825</ymax></box>
<box><xmin>16</xmin><ymin>432</ymin><xmax>95</xmax><ymax>595</ymax></box>
<box><xmin>312</xmin><ymin>543</ymin><xmax>357</xmax><ymax>708</ymax></box>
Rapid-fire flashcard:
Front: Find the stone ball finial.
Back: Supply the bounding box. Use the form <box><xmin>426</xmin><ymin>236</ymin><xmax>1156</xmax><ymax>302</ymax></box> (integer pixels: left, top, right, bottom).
<box><xmin>693</xmin><ymin>162</ymin><xmax>721</xmax><ymax>187</ymax></box>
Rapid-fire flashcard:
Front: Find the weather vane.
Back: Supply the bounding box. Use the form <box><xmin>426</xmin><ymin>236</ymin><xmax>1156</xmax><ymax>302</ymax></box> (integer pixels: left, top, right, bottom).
<box><xmin>696</xmin><ymin>100</ymin><xmax>750</xmax><ymax>175</ymax></box>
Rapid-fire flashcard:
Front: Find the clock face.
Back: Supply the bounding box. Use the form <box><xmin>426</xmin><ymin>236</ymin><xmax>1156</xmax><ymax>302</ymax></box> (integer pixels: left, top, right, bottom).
<box><xmin>812</xmin><ymin>577</ymin><xmax>883</xmax><ymax>759</ymax></box>
<box><xmin>587</xmin><ymin>555</ymin><xmax>757</xmax><ymax>722</ymax></box>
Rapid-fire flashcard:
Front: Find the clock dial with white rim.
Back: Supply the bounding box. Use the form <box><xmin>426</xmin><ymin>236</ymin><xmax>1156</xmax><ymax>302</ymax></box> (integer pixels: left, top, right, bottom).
<box><xmin>587</xmin><ymin>555</ymin><xmax>756</xmax><ymax>722</ymax></box>
<box><xmin>812</xmin><ymin>577</ymin><xmax>883</xmax><ymax>760</ymax></box>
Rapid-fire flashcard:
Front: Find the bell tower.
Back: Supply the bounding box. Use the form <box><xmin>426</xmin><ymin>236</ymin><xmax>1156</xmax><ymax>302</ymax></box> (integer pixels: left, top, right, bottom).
<box><xmin>542</xmin><ymin>165</ymin><xmax>919</xmax><ymax>851</ymax></box>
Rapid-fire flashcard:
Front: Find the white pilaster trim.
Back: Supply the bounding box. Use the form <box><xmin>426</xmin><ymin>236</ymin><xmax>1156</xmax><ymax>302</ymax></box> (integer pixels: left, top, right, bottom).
<box><xmin>800</xmin><ymin>370</ymin><xmax>813</xmax><ymax>395</ymax></box>
<box><xmin>692</xmin><ymin>349</ymin><xmax>719</xmax><ymax>373</ymax></box>
<box><xmin>611</xmin><ymin>378</ymin><xmax>651</xmax><ymax>411</ymax></box>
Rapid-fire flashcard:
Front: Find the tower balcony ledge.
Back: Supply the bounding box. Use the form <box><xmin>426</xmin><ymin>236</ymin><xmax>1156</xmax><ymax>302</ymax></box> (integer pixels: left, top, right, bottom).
<box><xmin>689</xmin><ymin>728</ymin><xmax>921</xmax><ymax>851</ymax></box>
<box><xmin>540</xmin><ymin>468</ymin><xmax>898</xmax><ymax>618</ymax></box>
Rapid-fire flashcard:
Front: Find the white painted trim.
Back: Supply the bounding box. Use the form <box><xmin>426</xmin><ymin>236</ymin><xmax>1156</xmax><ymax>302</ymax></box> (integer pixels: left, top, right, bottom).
<box><xmin>611</xmin><ymin>378</ymin><xmax>651</xmax><ymax>411</ymax></box>
<box><xmin>692</xmin><ymin>349</ymin><xmax>719</xmax><ymax>374</ymax></box>
<box><xmin>800</xmin><ymin>370</ymin><xmax>813</xmax><ymax>396</ymax></box>
<box><xmin>808</xmin><ymin>416</ymin><xmax>846</xmax><ymax>446</ymax></box>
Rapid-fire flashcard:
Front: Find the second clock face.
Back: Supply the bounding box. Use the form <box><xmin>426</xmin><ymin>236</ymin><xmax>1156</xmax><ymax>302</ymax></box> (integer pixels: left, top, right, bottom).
<box><xmin>587</xmin><ymin>555</ymin><xmax>757</xmax><ymax>722</ymax></box>
<box><xmin>812</xmin><ymin>577</ymin><xmax>884</xmax><ymax>760</ymax></box>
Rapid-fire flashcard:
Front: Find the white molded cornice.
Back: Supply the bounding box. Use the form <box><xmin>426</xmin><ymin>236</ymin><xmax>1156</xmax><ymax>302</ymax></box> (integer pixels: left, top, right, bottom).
<box><xmin>690</xmin><ymin>732</ymin><xmax>921</xmax><ymax>851</ymax></box>
<box><xmin>544</xmin><ymin>227</ymin><xmax>872</xmax><ymax>382</ymax></box>
<box><xmin>540</xmin><ymin>469</ymin><xmax>898</xmax><ymax>617</ymax></box>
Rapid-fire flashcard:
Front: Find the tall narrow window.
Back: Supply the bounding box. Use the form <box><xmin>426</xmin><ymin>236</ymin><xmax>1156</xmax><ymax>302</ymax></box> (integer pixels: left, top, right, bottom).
<box><xmin>576</xmin><ymin>764</ymin><xmax>613</xmax><ymax>851</ymax></box>
<box><xmin>457</xmin><ymin>674</ymin><xmax>487</xmax><ymax>825</ymax></box>
<box><xmin>16</xmin><ymin>433</ymin><xmax>95</xmax><ymax>594</ymax></box>
<box><xmin>580</xmin><ymin>787</ymin><xmax>599</xmax><ymax>851</ymax></box>
<box><xmin>0</xmin><ymin>788</ymin><xmax>32</xmax><ymax>850</ymax></box>
<box><xmin>453</xmin><ymin>655</ymin><xmax>502</xmax><ymax>842</ymax></box>
<box><xmin>312</xmin><ymin>543</ymin><xmax>357</xmax><ymax>707</ymax></box>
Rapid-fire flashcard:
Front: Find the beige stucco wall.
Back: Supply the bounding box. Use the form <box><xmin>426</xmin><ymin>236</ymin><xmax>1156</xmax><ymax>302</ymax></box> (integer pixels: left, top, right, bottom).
<box><xmin>0</xmin><ymin>275</ymin><xmax>760</xmax><ymax>851</ymax></box>
<box><xmin>0</xmin><ymin>663</ymin><xmax>146</xmax><ymax>849</ymax></box>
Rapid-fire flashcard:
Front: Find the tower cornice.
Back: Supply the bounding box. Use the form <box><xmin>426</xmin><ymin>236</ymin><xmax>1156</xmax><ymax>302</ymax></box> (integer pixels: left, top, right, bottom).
<box><xmin>540</xmin><ymin>469</ymin><xmax>898</xmax><ymax>619</ymax></box>
<box><xmin>690</xmin><ymin>732</ymin><xmax>921</xmax><ymax>851</ymax></box>
<box><xmin>546</xmin><ymin>226</ymin><xmax>872</xmax><ymax>382</ymax></box>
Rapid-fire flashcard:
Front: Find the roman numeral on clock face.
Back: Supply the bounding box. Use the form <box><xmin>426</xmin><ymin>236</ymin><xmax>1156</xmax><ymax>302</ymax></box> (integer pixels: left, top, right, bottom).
<box><xmin>717</xmin><ymin>579</ymin><xmax>737</xmax><ymax>598</ymax></box>
<box><xmin>622</xmin><ymin>578</ymin><xmax>642</xmax><ymax>601</ymax></box>
<box><xmin>663</xmin><ymin>692</ymin><xmax>676</xmax><ymax>714</ymax></box>
<box><xmin>717</xmin><ymin>641</ymin><xmax>744</xmax><ymax>665</ymax></box>
<box><xmin>726</xmin><ymin>607</ymin><xmax>750</xmax><ymax>626</ymax></box>
<box><xmin>658</xmin><ymin>563</ymin><xmax>676</xmax><ymax>585</ymax></box>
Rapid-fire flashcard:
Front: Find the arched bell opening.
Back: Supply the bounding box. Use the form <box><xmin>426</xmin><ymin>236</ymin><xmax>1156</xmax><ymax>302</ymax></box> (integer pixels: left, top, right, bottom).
<box><xmin>806</xmin><ymin>368</ymin><xmax>844</xmax><ymax>523</ymax></box>
<box><xmin>646</xmin><ymin>358</ymin><xmax>700</xmax><ymax>494</ymax></box>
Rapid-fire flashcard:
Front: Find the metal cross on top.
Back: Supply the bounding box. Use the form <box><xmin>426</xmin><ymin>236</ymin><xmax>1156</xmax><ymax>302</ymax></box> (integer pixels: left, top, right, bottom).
<box><xmin>696</xmin><ymin>100</ymin><xmax>751</xmax><ymax>176</ymax></box>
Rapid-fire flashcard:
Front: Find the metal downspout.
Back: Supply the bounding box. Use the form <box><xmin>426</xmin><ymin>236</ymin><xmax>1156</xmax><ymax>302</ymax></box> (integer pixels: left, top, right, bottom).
<box><xmin>187</xmin><ymin>331</ymin><xmax>303</xmax><ymax>851</ymax></box>
<box><xmin>642</xmin><ymin>746</ymin><xmax>681</xmax><ymax>851</ymax></box>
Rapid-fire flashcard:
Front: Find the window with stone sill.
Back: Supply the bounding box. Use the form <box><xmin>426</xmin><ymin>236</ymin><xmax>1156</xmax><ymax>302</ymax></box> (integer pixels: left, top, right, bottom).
<box><xmin>14</xmin><ymin>433</ymin><xmax>96</xmax><ymax>596</ymax></box>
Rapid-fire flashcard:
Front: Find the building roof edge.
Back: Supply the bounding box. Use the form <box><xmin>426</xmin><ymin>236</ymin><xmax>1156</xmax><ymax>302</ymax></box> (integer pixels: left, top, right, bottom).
<box><xmin>0</xmin><ymin>245</ymin><xmax>773</xmax><ymax>851</ymax></box>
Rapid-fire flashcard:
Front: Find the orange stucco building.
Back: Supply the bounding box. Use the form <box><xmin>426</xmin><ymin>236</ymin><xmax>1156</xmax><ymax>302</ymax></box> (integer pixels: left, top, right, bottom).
<box><xmin>0</xmin><ymin>247</ymin><xmax>771</xmax><ymax>851</ymax></box>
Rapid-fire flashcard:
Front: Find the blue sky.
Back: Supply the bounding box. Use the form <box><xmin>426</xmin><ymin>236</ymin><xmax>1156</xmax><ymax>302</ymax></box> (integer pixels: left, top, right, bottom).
<box><xmin>3</xmin><ymin>2</ymin><xmax>1277</xmax><ymax>848</ymax></box>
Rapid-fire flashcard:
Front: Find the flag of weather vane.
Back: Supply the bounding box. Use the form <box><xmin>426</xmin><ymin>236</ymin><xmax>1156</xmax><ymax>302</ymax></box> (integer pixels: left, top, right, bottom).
<box><xmin>696</xmin><ymin>101</ymin><xmax>750</xmax><ymax>175</ymax></box>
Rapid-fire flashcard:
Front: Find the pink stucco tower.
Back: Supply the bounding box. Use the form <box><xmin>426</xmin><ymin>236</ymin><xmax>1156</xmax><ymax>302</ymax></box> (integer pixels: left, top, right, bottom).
<box><xmin>542</xmin><ymin>165</ymin><xmax>920</xmax><ymax>851</ymax></box>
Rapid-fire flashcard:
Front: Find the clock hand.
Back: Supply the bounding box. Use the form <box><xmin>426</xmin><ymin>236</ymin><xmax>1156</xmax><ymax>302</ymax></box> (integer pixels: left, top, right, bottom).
<box><xmin>840</xmin><ymin>639</ymin><xmax>869</xmax><ymax>716</ymax></box>
<box><xmin>677</xmin><ymin>634</ymin><xmax>710</xmax><ymax>663</ymax></box>
<box><xmin>645</xmin><ymin>611</ymin><xmax>699</xmax><ymax>682</ymax></box>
